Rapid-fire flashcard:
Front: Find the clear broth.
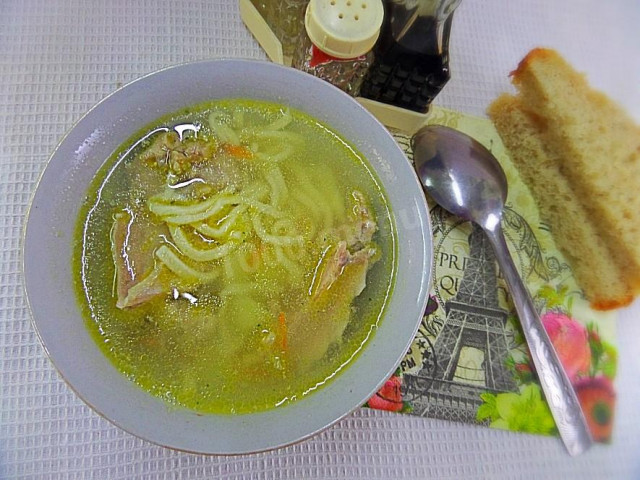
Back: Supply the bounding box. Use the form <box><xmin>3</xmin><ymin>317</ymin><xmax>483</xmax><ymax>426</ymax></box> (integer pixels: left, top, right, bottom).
<box><xmin>74</xmin><ymin>99</ymin><xmax>396</xmax><ymax>414</ymax></box>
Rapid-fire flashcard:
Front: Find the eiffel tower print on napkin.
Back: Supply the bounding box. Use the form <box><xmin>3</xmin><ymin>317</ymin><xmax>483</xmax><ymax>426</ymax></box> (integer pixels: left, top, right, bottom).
<box><xmin>403</xmin><ymin>220</ymin><xmax>519</xmax><ymax>422</ymax></box>
<box><xmin>365</xmin><ymin>108</ymin><xmax>618</xmax><ymax>444</ymax></box>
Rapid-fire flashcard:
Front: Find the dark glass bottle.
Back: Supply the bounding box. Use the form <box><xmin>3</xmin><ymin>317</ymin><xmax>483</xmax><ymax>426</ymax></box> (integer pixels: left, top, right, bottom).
<box><xmin>360</xmin><ymin>0</ymin><xmax>461</xmax><ymax>113</ymax></box>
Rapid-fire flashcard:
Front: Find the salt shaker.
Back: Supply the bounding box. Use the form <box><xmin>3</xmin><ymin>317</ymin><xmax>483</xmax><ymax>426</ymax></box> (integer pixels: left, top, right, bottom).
<box><xmin>292</xmin><ymin>0</ymin><xmax>384</xmax><ymax>96</ymax></box>
<box><xmin>360</xmin><ymin>0</ymin><xmax>461</xmax><ymax>112</ymax></box>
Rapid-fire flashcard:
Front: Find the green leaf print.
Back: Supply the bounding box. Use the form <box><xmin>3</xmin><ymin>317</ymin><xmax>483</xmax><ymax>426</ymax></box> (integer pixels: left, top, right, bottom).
<box><xmin>476</xmin><ymin>385</ymin><xmax>557</xmax><ymax>435</ymax></box>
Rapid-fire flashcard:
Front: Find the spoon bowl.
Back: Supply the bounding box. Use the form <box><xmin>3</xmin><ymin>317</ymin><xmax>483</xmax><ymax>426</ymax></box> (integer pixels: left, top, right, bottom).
<box><xmin>412</xmin><ymin>125</ymin><xmax>593</xmax><ymax>456</ymax></box>
<box><xmin>412</xmin><ymin>125</ymin><xmax>507</xmax><ymax>230</ymax></box>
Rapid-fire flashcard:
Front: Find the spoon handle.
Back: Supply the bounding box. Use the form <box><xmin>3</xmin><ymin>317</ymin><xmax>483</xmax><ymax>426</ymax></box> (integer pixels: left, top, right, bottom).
<box><xmin>484</xmin><ymin>225</ymin><xmax>593</xmax><ymax>456</ymax></box>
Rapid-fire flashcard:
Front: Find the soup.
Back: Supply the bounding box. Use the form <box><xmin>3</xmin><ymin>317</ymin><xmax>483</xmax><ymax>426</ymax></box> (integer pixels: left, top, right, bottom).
<box><xmin>75</xmin><ymin>99</ymin><xmax>396</xmax><ymax>414</ymax></box>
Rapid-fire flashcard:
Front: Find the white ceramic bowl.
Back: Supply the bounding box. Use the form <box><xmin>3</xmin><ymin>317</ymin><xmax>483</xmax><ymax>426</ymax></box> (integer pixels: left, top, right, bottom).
<box><xmin>23</xmin><ymin>59</ymin><xmax>432</xmax><ymax>454</ymax></box>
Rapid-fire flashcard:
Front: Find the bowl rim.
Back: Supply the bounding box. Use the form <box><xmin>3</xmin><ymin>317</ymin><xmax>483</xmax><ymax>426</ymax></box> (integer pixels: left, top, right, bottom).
<box><xmin>22</xmin><ymin>58</ymin><xmax>433</xmax><ymax>454</ymax></box>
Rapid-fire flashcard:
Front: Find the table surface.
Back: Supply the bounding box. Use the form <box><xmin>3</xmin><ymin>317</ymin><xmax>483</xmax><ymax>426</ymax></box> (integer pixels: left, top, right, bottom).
<box><xmin>1</xmin><ymin>1</ymin><xmax>639</xmax><ymax>478</ymax></box>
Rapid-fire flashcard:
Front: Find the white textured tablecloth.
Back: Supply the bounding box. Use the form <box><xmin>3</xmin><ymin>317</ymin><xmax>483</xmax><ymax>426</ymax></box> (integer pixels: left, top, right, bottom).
<box><xmin>2</xmin><ymin>1</ymin><xmax>639</xmax><ymax>478</ymax></box>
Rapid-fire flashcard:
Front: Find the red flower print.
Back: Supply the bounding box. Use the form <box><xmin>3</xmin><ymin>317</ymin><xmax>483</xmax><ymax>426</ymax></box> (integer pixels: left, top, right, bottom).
<box><xmin>575</xmin><ymin>376</ymin><xmax>616</xmax><ymax>442</ymax></box>
<box><xmin>367</xmin><ymin>375</ymin><xmax>403</xmax><ymax>412</ymax></box>
<box><xmin>541</xmin><ymin>312</ymin><xmax>591</xmax><ymax>383</ymax></box>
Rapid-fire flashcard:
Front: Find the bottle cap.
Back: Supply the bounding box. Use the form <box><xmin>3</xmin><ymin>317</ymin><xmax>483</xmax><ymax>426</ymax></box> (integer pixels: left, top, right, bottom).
<box><xmin>304</xmin><ymin>0</ymin><xmax>384</xmax><ymax>59</ymax></box>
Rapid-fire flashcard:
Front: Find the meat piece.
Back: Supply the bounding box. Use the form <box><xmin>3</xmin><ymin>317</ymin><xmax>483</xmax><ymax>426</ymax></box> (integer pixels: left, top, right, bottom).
<box><xmin>139</xmin><ymin>131</ymin><xmax>180</xmax><ymax>166</ymax></box>
<box><xmin>344</xmin><ymin>190</ymin><xmax>377</xmax><ymax>249</ymax></box>
<box><xmin>139</xmin><ymin>131</ymin><xmax>217</xmax><ymax>175</ymax></box>
<box><xmin>111</xmin><ymin>210</ymin><xmax>135</xmax><ymax>303</ymax></box>
<box><xmin>311</xmin><ymin>241</ymin><xmax>378</xmax><ymax>298</ymax></box>
<box><xmin>311</xmin><ymin>241</ymin><xmax>350</xmax><ymax>295</ymax></box>
<box><xmin>311</xmin><ymin>191</ymin><xmax>379</xmax><ymax>298</ymax></box>
<box><xmin>110</xmin><ymin>209</ymin><xmax>168</xmax><ymax>309</ymax></box>
<box><xmin>286</xmin><ymin>190</ymin><xmax>381</xmax><ymax>364</ymax></box>
<box><xmin>345</xmin><ymin>246</ymin><xmax>378</xmax><ymax>298</ymax></box>
<box><xmin>287</xmin><ymin>243</ymin><xmax>378</xmax><ymax>368</ymax></box>
<box><xmin>117</xmin><ymin>267</ymin><xmax>166</xmax><ymax>309</ymax></box>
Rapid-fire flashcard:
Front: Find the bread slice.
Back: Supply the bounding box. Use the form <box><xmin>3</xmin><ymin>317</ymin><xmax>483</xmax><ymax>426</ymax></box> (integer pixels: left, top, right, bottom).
<box><xmin>488</xmin><ymin>94</ymin><xmax>634</xmax><ymax>309</ymax></box>
<box><xmin>489</xmin><ymin>48</ymin><xmax>640</xmax><ymax>309</ymax></box>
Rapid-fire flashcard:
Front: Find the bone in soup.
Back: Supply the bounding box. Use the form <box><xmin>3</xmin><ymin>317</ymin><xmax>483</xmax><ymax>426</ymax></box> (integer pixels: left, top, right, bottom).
<box><xmin>75</xmin><ymin>99</ymin><xmax>396</xmax><ymax>414</ymax></box>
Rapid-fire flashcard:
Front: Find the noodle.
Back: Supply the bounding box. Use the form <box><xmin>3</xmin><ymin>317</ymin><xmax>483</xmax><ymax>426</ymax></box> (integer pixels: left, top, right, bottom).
<box><xmin>208</xmin><ymin>112</ymin><xmax>241</xmax><ymax>145</ymax></box>
<box><xmin>155</xmin><ymin>245</ymin><xmax>219</xmax><ymax>282</ymax></box>
<box><xmin>274</xmin><ymin>246</ymin><xmax>303</xmax><ymax>277</ymax></box>
<box><xmin>161</xmin><ymin>196</ymin><xmax>242</xmax><ymax>225</ymax></box>
<box><xmin>266</xmin><ymin>167</ymin><xmax>288</xmax><ymax>207</ymax></box>
<box><xmin>251</xmin><ymin>213</ymin><xmax>303</xmax><ymax>247</ymax></box>
<box><xmin>149</xmin><ymin>193</ymin><xmax>228</xmax><ymax>217</ymax></box>
<box><xmin>169</xmin><ymin>226</ymin><xmax>239</xmax><ymax>262</ymax></box>
<box><xmin>264</xmin><ymin>109</ymin><xmax>292</xmax><ymax>131</ymax></box>
<box><xmin>193</xmin><ymin>205</ymin><xmax>247</xmax><ymax>238</ymax></box>
<box><xmin>255</xmin><ymin>144</ymin><xmax>294</xmax><ymax>163</ymax></box>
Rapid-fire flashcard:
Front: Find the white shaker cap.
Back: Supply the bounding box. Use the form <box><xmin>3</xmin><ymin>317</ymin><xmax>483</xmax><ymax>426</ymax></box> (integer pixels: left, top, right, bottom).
<box><xmin>304</xmin><ymin>0</ymin><xmax>384</xmax><ymax>59</ymax></box>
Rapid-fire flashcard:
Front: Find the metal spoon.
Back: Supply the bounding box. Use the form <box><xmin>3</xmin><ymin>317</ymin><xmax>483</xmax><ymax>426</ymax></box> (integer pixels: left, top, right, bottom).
<box><xmin>411</xmin><ymin>125</ymin><xmax>593</xmax><ymax>456</ymax></box>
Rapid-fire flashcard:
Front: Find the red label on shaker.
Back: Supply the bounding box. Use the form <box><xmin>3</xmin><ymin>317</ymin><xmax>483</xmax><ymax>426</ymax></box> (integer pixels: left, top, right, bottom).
<box><xmin>308</xmin><ymin>45</ymin><xmax>365</xmax><ymax>68</ymax></box>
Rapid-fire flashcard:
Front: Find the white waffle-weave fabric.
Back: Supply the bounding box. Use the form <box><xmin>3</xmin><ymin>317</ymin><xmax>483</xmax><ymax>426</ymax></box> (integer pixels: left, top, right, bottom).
<box><xmin>1</xmin><ymin>0</ymin><xmax>639</xmax><ymax>478</ymax></box>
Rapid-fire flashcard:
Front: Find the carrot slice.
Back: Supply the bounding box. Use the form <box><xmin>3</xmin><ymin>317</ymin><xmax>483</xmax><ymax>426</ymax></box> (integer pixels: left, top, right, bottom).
<box><xmin>223</xmin><ymin>143</ymin><xmax>253</xmax><ymax>159</ymax></box>
<box><xmin>278</xmin><ymin>311</ymin><xmax>287</xmax><ymax>352</ymax></box>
